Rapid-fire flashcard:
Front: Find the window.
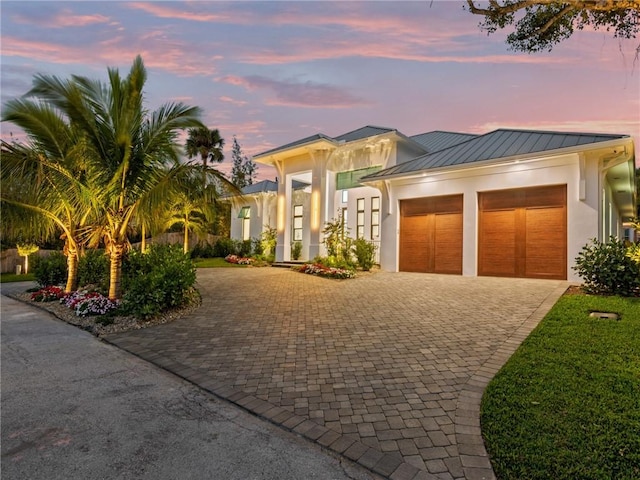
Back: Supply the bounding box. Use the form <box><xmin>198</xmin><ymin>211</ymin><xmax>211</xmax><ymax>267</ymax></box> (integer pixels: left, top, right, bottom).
<box><xmin>341</xmin><ymin>190</ymin><xmax>348</xmax><ymax>203</ymax></box>
<box><xmin>238</xmin><ymin>206</ymin><xmax>251</xmax><ymax>241</ymax></box>
<box><xmin>370</xmin><ymin>197</ymin><xmax>380</xmax><ymax>239</ymax></box>
<box><xmin>341</xmin><ymin>207</ymin><xmax>348</xmax><ymax>237</ymax></box>
<box><xmin>336</xmin><ymin>166</ymin><xmax>382</xmax><ymax>190</ymax></box>
<box><xmin>356</xmin><ymin>198</ymin><xmax>365</xmax><ymax>238</ymax></box>
<box><xmin>293</xmin><ymin>205</ymin><xmax>303</xmax><ymax>241</ymax></box>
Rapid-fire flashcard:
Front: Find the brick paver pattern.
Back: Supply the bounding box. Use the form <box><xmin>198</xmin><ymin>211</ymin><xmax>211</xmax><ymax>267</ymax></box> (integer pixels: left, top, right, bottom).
<box><xmin>107</xmin><ymin>268</ymin><xmax>565</xmax><ymax>480</ymax></box>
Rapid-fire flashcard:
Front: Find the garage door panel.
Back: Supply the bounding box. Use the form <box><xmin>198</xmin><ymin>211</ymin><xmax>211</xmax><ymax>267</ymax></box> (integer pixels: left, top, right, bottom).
<box><xmin>479</xmin><ymin>185</ymin><xmax>567</xmax><ymax>280</ymax></box>
<box><xmin>434</xmin><ymin>213</ymin><xmax>463</xmax><ymax>274</ymax></box>
<box><xmin>399</xmin><ymin>215</ymin><xmax>430</xmax><ymax>272</ymax></box>
<box><xmin>525</xmin><ymin>206</ymin><xmax>566</xmax><ymax>279</ymax></box>
<box><xmin>479</xmin><ymin>210</ymin><xmax>516</xmax><ymax>276</ymax></box>
<box><xmin>399</xmin><ymin>196</ymin><xmax>462</xmax><ymax>274</ymax></box>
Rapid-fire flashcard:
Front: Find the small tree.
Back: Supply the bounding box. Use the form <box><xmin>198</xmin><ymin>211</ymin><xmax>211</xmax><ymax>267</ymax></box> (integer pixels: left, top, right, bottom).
<box><xmin>16</xmin><ymin>242</ymin><xmax>39</xmax><ymax>274</ymax></box>
<box><xmin>322</xmin><ymin>211</ymin><xmax>353</xmax><ymax>265</ymax></box>
<box><xmin>230</xmin><ymin>136</ymin><xmax>257</xmax><ymax>189</ymax></box>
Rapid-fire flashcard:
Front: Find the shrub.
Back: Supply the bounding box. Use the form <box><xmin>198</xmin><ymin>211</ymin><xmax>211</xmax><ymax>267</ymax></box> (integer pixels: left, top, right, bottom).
<box><xmin>191</xmin><ymin>241</ymin><xmax>216</xmax><ymax>259</ymax></box>
<box><xmin>352</xmin><ymin>237</ymin><xmax>377</xmax><ymax>271</ymax></box>
<box><xmin>212</xmin><ymin>237</ymin><xmax>236</xmax><ymax>257</ymax></box>
<box><xmin>573</xmin><ymin>237</ymin><xmax>640</xmax><ymax>296</ymax></box>
<box><xmin>238</xmin><ymin>239</ymin><xmax>252</xmax><ymax>257</ymax></box>
<box><xmin>291</xmin><ymin>241</ymin><xmax>303</xmax><ymax>260</ymax></box>
<box><xmin>261</xmin><ymin>227</ymin><xmax>277</xmax><ymax>256</ymax></box>
<box><xmin>33</xmin><ymin>251</ymin><xmax>67</xmax><ymax>287</ymax></box>
<box><xmin>78</xmin><ymin>249</ymin><xmax>109</xmax><ymax>288</ymax></box>
<box><xmin>627</xmin><ymin>242</ymin><xmax>640</xmax><ymax>264</ymax></box>
<box><xmin>252</xmin><ymin>237</ymin><xmax>264</xmax><ymax>256</ymax></box>
<box><xmin>121</xmin><ymin>244</ymin><xmax>197</xmax><ymax>319</ymax></box>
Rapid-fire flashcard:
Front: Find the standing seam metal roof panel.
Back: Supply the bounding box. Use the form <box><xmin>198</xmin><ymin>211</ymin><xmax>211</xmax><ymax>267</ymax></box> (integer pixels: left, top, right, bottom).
<box><xmin>361</xmin><ymin>129</ymin><xmax>629</xmax><ymax>181</ymax></box>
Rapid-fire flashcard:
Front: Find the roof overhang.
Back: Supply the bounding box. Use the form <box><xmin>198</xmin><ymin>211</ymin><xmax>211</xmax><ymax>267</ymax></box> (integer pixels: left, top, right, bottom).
<box><xmin>253</xmin><ymin>137</ymin><xmax>338</xmax><ymax>166</ymax></box>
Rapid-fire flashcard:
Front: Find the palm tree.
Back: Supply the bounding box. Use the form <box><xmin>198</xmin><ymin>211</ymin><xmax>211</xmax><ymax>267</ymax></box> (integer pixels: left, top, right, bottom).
<box><xmin>161</xmin><ymin>166</ymin><xmax>240</xmax><ymax>253</ymax></box>
<box><xmin>25</xmin><ymin>56</ymin><xmax>204</xmax><ymax>299</ymax></box>
<box><xmin>185</xmin><ymin>127</ymin><xmax>224</xmax><ymax>174</ymax></box>
<box><xmin>1</xmin><ymin>104</ymin><xmax>96</xmax><ymax>293</ymax></box>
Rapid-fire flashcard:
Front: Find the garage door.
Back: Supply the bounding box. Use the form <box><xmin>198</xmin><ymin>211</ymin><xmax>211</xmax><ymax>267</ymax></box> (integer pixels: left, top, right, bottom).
<box><xmin>478</xmin><ymin>185</ymin><xmax>566</xmax><ymax>280</ymax></box>
<box><xmin>399</xmin><ymin>195</ymin><xmax>463</xmax><ymax>274</ymax></box>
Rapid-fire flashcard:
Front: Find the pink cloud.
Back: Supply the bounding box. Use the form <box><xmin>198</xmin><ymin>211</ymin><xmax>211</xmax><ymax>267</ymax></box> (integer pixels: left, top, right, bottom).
<box><xmin>127</xmin><ymin>2</ymin><xmax>229</xmax><ymax>22</ymax></box>
<box><xmin>13</xmin><ymin>9</ymin><xmax>111</xmax><ymax>28</ymax></box>
<box><xmin>219</xmin><ymin>96</ymin><xmax>248</xmax><ymax>107</ymax></box>
<box><xmin>218</xmin><ymin>75</ymin><xmax>370</xmax><ymax>108</ymax></box>
<box><xmin>1</xmin><ymin>36</ymin><xmax>219</xmax><ymax>77</ymax></box>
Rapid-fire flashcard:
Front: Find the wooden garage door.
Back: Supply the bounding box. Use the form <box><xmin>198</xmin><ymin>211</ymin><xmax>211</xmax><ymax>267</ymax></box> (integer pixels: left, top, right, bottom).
<box><xmin>478</xmin><ymin>185</ymin><xmax>567</xmax><ymax>280</ymax></box>
<box><xmin>399</xmin><ymin>195</ymin><xmax>463</xmax><ymax>274</ymax></box>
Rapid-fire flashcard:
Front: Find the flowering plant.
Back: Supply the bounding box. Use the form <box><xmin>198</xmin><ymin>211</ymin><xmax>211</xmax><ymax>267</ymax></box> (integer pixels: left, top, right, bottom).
<box><xmin>296</xmin><ymin>263</ymin><xmax>355</xmax><ymax>279</ymax></box>
<box><xmin>31</xmin><ymin>286</ymin><xmax>65</xmax><ymax>302</ymax></box>
<box><xmin>61</xmin><ymin>290</ymin><xmax>119</xmax><ymax>316</ymax></box>
<box><xmin>225</xmin><ymin>254</ymin><xmax>253</xmax><ymax>265</ymax></box>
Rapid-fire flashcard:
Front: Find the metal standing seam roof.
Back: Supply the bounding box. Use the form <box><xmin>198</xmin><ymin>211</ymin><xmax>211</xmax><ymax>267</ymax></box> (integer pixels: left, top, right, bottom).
<box><xmin>409</xmin><ymin>131</ymin><xmax>478</xmax><ymax>152</ymax></box>
<box><xmin>363</xmin><ymin>129</ymin><xmax>630</xmax><ymax>181</ymax></box>
<box><xmin>255</xmin><ymin>133</ymin><xmax>336</xmax><ymax>158</ymax></box>
<box><xmin>254</xmin><ymin>126</ymin><xmax>398</xmax><ymax>159</ymax></box>
<box><xmin>333</xmin><ymin>125</ymin><xmax>395</xmax><ymax>143</ymax></box>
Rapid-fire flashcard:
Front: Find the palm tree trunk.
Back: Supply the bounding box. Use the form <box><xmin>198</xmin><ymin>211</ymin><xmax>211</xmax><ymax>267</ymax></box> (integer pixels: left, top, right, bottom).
<box><xmin>141</xmin><ymin>223</ymin><xmax>147</xmax><ymax>253</ymax></box>
<box><xmin>184</xmin><ymin>222</ymin><xmax>189</xmax><ymax>254</ymax></box>
<box><xmin>108</xmin><ymin>243</ymin><xmax>125</xmax><ymax>300</ymax></box>
<box><xmin>65</xmin><ymin>249</ymin><xmax>78</xmax><ymax>293</ymax></box>
<box><xmin>24</xmin><ymin>255</ymin><xmax>29</xmax><ymax>275</ymax></box>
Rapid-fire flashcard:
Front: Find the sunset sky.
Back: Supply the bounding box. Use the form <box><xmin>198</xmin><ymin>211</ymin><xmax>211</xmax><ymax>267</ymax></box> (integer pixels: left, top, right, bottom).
<box><xmin>2</xmin><ymin>1</ymin><xmax>639</xmax><ymax>180</ymax></box>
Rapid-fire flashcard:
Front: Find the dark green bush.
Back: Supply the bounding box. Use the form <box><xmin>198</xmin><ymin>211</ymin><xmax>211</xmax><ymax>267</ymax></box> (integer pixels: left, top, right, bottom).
<box><xmin>573</xmin><ymin>237</ymin><xmax>640</xmax><ymax>296</ymax></box>
<box><xmin>78</xmin><ymin>249</ymin><xmax>109</xmax><ymax>288</ymax></box>
<box><xmin>33</xmin><ymin>251</ymin><xmax>67</xmax><ymax>286</ymax></box>
<box><xmin>352</xmin><ymin>237</ymin><xmax>377</xmax><ymax>271</ymax></box>
<box><xmin>252</xmin><ymin>237</ymin><xmax>264</xmax><ymax>256</ymax></box>
<box><xmin>191</xmin><ymin>241</ymin><xmax>216</xmax><ymax>259</ymax></box>
<box><xmin>212</xmin><ymin>237</ymin><xmax>236</xmax><ymax>257</ymax></box>
<box><xmin>291</xmin><ymin>241</ymin><xmax>302</xmax><ymax>260</ymax></box>
<box><xmin>238</xmin><ymin>239</ymin><xmax>252</xmax><ymax>257</ymax></box>
<box><xmin>121</xmin><ymin>244</ymin><xmax>197</xmax><ymax>319</ymax></box>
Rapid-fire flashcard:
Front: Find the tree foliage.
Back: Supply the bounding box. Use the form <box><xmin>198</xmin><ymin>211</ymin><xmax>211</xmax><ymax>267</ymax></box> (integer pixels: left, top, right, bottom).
<box><xmin>2</xmin><ymin>56</ymin><xmax>204</xmax><ymax>299</ymax></box>
<box><xmin>230</xmin><ymin>136</ymin><xmax>257</xmax><ymax>189</ymax></box>
<box><xmin>185</xmin><ymin>126</ymin><xmax>224</xmax><ymax>170</ymax></box>
<box><xmin>466</xmin><ymin>0</ymin><xmax>640</xmax><ymax>52</ymax></box>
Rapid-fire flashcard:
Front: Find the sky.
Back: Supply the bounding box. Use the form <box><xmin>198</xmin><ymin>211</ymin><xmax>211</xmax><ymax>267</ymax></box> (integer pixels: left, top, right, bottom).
<box><xmin>2</xmin><ymin>1</ymin><xmax>639</xmax><ymax>181</ymax></box>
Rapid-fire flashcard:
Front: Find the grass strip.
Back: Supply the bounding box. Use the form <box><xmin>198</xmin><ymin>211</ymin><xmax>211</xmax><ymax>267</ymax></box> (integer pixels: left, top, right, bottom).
<box><xmin>481</xmin><ymin>294</ymin><xmax>640</xmax><ymax>480</ymax></box>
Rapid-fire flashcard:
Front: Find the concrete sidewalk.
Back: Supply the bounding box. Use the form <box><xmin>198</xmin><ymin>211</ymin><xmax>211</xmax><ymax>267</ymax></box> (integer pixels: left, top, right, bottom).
<box><xmin>1</xmin><ymin>291</ymin><xmax>375</xmax><ymax>480</ymax></box>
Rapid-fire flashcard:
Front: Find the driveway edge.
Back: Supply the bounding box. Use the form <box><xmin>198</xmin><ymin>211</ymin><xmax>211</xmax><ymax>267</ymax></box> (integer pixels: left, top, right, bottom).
<box><xmin>453</xmin><ymin>282</ymin><xmax>569</xmax><ymax>480</ymax></box>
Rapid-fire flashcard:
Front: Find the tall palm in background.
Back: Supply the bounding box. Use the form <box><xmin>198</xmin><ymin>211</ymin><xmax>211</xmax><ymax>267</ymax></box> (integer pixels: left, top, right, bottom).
<box><xmin>1</xmin><ymin>102</ymin><xmax>97</xmax><ymax>293</ymax></box>
<box><xmin>25</xmin><ymin>56</ymin><xmax>204</xmax><ymax>299</ymax></box>
<box><xmin>185</xmin><ymin>126</ymin><xmax>224</xmax><ymax>174</ymax></box>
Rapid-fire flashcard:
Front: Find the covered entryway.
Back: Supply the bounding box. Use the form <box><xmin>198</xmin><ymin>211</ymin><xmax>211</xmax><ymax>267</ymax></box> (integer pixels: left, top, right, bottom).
<box><xmin>478</xmin><ymin>185</ymin><xmax>567</xmax><ymax>280</ymax></box>
<box><xmin>399</xmin><ymin>194</ymin><xmax>463</xmax><ymax>274</ymax></box>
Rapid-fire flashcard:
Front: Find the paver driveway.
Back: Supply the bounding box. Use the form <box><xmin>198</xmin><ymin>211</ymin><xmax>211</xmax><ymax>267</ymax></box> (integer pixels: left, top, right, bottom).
<box><xmin>106</xmin><ymin>268</ymin><xmax>567</xmax><ymax>480</ymax></box>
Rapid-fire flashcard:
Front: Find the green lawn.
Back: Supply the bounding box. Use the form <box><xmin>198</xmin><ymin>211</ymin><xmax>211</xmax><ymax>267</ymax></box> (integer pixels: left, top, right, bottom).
<box><xmin>0</xmin><ymin>272</ymin><xmax>36</xmax><ymax>283</ymax></box>
<box><xmin>193</xmin><ymin>257</ymin><xmax>248</xmax><ymax>268</ymax></box>
<box><xmin>481</xmin><ymin>294</ymin><xmax>640</xmax><ymax>480</ymax></box>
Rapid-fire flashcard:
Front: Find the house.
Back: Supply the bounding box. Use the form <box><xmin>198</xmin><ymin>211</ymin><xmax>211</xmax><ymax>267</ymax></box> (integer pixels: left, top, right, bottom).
<box><xmin>237</xmin><ymin>125</ymin><xmax>636</xmax><ymax>281</ymax></box>
<box><xmin>230</xmin><ymin>179</ymin><xmax>310</xmax><ymax>243</ymax></box>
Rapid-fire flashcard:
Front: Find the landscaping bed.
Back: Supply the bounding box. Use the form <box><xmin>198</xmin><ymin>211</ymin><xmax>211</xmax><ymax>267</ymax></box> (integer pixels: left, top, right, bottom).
<box><xmin>9</xmin><ymin>289</ymin><xmax>200</xmax><ymax>337</ymax></box>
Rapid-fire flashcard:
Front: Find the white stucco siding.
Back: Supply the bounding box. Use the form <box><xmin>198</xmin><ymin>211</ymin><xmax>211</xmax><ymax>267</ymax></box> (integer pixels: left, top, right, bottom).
<box><xmin>380</xmin><ymin>152</ymin><xmax>605</xmax><ymax>281</ymax></box>
<box><xmin>331</xmin><ymin>185</ymin><xmax>382</xmax><ymax>240</ymax></box>
<box><xmin>230</xmin><ymin>195</ymin><xmax>278</xmax><ymax>242</ymax></box>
